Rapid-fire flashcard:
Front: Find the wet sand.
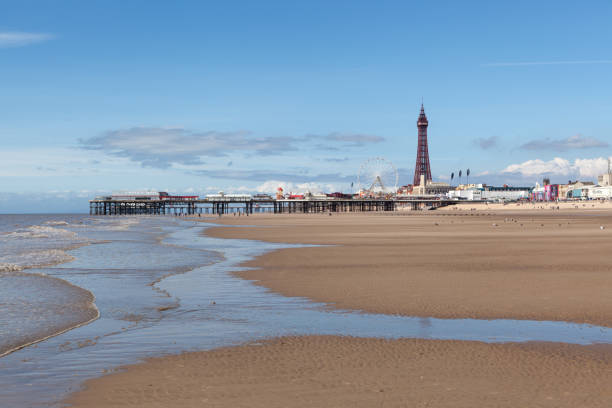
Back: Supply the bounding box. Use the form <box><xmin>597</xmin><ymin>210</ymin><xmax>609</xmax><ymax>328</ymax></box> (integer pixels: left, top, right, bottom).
<box><xmin>0</xmin><ymin>271</ymin><xmax>99</xmax><ymax>357</ymax></box>
<box><xmin>204</xmin><ymin>211</ymin><xmax>612</xmax><ymax>327</ymax></box>
<box><xmin>65</xmin><ymin>210</ymin><xmax>612</xmax><ymax>407</ymax></box>
<box><xmin>67</xmin><ymin>336</ymin><xmax>612</xmax><ymax>408</ymax></box>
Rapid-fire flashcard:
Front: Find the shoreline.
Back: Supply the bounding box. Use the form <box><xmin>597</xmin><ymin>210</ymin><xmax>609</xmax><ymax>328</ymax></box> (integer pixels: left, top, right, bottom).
<box><xmin>0</xmin><ymin>248</ymin><xmax>100</xmax><ymax>359</ymax></box>
<box><xmin>0</xmin><ymin>271</ymin><xmax>100</xmax><ymax>358</ymax></box>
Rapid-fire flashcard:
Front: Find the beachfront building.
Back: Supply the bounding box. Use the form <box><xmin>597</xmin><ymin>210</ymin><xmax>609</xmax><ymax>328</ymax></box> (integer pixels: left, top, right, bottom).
<box><xmin>483</xmin><ymin>186</ymin><xmax>530</xmax><ymax>201</ymax></box>
<box><xmin>596</xmin><ymin>159</ymin><xmax>612</xmax><ymax>186</ymax></box>
<box><xmin>447</xmin><ymin>188</ymin><xmax>482</xmax><ymax>201</ymax></box>
<box><xmin>588</xmin><ymin>185</ymin><xmax>612</xmax><ymax>199</ymax></box>
<box><xmin>598</xmin><ymin>173</ymin><xmax>612</xmax><ymax>186</ymax></box>
<box><xmin>447</xmin><ymin>184</ymin><xmax>531</xmax><ymax>202</ymax></box>
<box><xmin>558</xmin><ymin>181</ymin><xmax>595</xmax><ymax>200</ymax></box>
<box><xmin>530</xmin><ymin>183</ymin><xmax>559</xmax><ymax>202</ymax></box>
<box><xmin>411</xmin><ymin>175</ymin><xmax>452</xmax><ymax>196</ymax></box>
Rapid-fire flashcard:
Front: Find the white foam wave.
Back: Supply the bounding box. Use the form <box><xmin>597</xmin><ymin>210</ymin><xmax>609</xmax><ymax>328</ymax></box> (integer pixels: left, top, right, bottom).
<box><xmin>0</xmin><ymin>249</ymin><xmax>75</xmax><ymax>270</ymax></box>
<box><xmin>90</xmin><ymin>218</ymin><xmax>141</xmax><ymax>231</ymax></box>
<box><xmin>43</xmin><ymin>220</ymin><xmax>69</xmax><ymax>226</ymax></box>
<box><xmin>2</xmin><ymin>225</ymin><xmax>78</xmax><ymax>240</ymax></box>
<box><xmin>0</xmin><ymin>263</ymin><xmax>24</xmax><ymax>273</ymax></box>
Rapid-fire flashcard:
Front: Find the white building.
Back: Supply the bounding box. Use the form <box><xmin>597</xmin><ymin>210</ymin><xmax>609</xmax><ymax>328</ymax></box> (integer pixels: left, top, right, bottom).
<box><xmin>598</xmin><ymin>174</ymin><xmax>612</xmax><ymax>186</ymax></box>
<box><xmin>447</xmin><ymin>189</ymin><xmax>482</xmax><ymax>201</ymax></box>
<box><xmin>482</xmin><ymin>189</ymin><xmax>529</xmax><ymax>201</ymax></box>
<box><xmin>596</xmin><ymin>159</ymin><xmax>612</xmax><ymax>186</ymax></box>
<box><xmin>447</xmin><ymin>186</ymin><xmax>530</xmax><ymax>202</ymax></box>
<box><xmin>412</xmin><ymin>175</ymin><xmax>452</xmax><ymax>196</ymax></box>
<box><xmin>588</xmin><ymin>186</ymin><xmax>612</xmax><ymax>199</ymax></box>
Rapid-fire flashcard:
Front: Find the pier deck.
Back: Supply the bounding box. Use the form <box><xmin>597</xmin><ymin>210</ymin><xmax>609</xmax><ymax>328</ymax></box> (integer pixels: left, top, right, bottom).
<box><xmin>89</xmin><ymin>197</ymin><xmax>456</xmax><ymax>215</ymax></box>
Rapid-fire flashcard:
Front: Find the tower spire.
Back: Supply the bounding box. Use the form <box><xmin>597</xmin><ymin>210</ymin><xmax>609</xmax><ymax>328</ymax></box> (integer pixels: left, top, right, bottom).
<box><xmin>413</xmin><ymin>104</ymin><xmax>432</xmax><ymax>186</ymax></box>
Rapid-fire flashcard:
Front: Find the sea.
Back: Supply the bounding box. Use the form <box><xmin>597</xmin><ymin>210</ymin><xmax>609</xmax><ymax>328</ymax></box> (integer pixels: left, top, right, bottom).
<box><xmin>1</xmin><ymin>214</ymin><xmax>612</xmax><ymax>408</ymax></box>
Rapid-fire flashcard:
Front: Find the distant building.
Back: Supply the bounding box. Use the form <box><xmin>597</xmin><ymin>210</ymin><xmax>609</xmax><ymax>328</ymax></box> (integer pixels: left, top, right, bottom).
<box><xmin>397</xmin><ymin>185</ymin><xmax>413</xmax><ymax>195</ymax></box>
<box><xmin>448</xmin><ymin>189</ymin><xmax>482</xmax><ymax>201</ymax></box>
<box><xmin>531</xmin><ymin>183</ymin><xmax>559</xmax><ymax>202</ymax></box>
<box><xmin>589</xmin><ymin>186</ymin><xmax>612</xmax><ymax>199</ymax></box>
<box><xmin>598</xmin><ymin>174</ymin><xmax>612</xmax><ymax>186</ymax></box>
<box><xmin>597</xmin><ymin>158</ymin><xmax>612</xmax><ymax>186</ymax></box>
<box><xmin>412</xmin><ymin>174</ymin><xmax>451</xmax><ymax>196</ymax></box>
<box><xmin>448</xmin><ymin>184</ymin><xmax>531</xmax><ymax>201</ymax></box>
<box><xmin>558</xmin><ymin>181</ymin><xmax>595</xmax><ymax>200</ymax></box>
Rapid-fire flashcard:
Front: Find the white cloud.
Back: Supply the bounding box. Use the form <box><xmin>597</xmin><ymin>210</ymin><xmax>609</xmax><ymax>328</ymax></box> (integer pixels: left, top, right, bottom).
<box><xmin>574</xmin><ymin>157</ymin><xmax>610</xmax><ymax>178</ymax></box>
<box><xmin>502</xmin><ymin>157</ymin><xmax>610</xmax><ymax>178</ymax></box>
<box><xmin>0</xmin><ymin>32</ymin><xmax>54</xmax><ymax>48</ymax></box>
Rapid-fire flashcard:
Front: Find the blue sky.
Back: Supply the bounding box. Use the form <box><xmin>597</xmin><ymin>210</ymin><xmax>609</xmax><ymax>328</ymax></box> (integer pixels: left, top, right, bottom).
<box><xmin>1</xmin><ymin>0</ymin><xmax>611</xmax><ymax>212</ymax></box>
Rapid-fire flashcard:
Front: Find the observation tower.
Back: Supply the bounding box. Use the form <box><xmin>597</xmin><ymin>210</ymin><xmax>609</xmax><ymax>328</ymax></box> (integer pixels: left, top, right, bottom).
<box><xmin>413</xmin><ymin>104</ymin><xmax>432</xmax><ymax>186</ymax></box>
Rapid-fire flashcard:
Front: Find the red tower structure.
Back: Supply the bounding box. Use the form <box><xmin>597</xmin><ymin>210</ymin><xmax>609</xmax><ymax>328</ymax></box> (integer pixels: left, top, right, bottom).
<box><xmin>413</xmin><ymin>104</ymin><xmax>432</xmax><ymax>186</ymax></box>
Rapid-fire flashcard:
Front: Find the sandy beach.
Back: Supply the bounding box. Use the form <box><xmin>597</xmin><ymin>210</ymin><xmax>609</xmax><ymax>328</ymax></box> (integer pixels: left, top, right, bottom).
<box><xmin>66</xmin><ymin>209</ymin><xmax>612</xmax><ymax>407</ymax></box>
<box><xmin>67</xmin><ymin>336</ymin><xmax>612</xmax><ymax>408</ymax></box>
<box><xmin>205</xmin><ymin>210</ymin><xmax>612</xmax><ymax>327</ymax></box>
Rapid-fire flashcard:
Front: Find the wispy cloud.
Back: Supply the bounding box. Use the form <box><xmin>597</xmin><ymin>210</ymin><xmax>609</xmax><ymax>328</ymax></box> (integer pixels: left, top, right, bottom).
<box><xmin>483</xmin><ymin>60</ymin><xmax>612</xmax><ymax>67</ymax></box>
<box><xmin>322</xmin><ymin>157</ymin><xmax>350</xmax><ymax>163</ymax></box>
<box><xmin>193</xmin><ymin>168</ymin><xmax>355</xmax><ymax>184</ymax></box>
<box><xmin>0</xmin><ymin>32</ymin><xmax>54</xmax><ymax>48</ymax></box>
<box><xmin>302</xmin><ymin>132</ymin><xmax>385</xmax><ymax>149</ymax></box>
<box><xmin>323</xmin><ymin>132</ymin><xmax>385</xmax><ymax>145</ymax></box>
<box><xmin>473</xmin><ymin>136</ymin><xmax>499</xmax><ymax>150</ymax></box>
<box><xmin>80</xmin><ymin>127</ymin><xmax>386</xmax><ymax>168</ymax></box>
<box><xmin>80</xmin><ymin>127</ymin><xmax>300</xmax><ymax>168</ymax></box>
<box><xmin>519</xmin><ymin>134</ymin><xmax>608</xmax><ymax>152</ymax></box>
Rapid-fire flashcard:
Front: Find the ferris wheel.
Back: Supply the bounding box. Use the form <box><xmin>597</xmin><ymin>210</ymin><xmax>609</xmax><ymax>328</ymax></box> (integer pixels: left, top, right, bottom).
<box><xmin>357</xmin><ymin>157</ymin><xmax>399</xmax><ymax>196</ymax></box>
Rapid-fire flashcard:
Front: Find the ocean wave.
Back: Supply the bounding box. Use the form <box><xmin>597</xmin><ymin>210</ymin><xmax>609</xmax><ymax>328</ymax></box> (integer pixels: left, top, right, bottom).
<box><xmin>89</xmin><ymin>218</ymin><xmax>141</xmax><ymax>231</ymax></box>
<box><xmin>2</xmin><ymin>225</ymin><xmax>78</xmax><ymax>240</ymax></box>
<box><xmin>0</xmin><ymin>263</ymin><xmax>23</xmax><ymax>273</ymax></box>
<box><xmin>43</xmin><ymin>220</ymin><xmax>69</xmax><ymax>226</ymax></box>
<box><xmin>0</xmin><ymin>249</ymin><xmax>76</xmax><ymax>270</ymax></box>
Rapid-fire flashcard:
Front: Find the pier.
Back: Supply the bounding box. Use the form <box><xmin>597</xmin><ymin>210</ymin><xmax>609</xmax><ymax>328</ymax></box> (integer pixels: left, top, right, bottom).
<box><xmin>89</xmin><ymin>196</ymin><xmax>456</xmax><ymax>216</ymax></box>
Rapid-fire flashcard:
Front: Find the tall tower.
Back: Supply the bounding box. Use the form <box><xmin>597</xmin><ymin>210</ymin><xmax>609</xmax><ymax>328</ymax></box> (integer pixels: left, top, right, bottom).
<box><xmin>413</xmin><ymin>104</ymin><xmax>432</xmax><ymax>185</ymax></box>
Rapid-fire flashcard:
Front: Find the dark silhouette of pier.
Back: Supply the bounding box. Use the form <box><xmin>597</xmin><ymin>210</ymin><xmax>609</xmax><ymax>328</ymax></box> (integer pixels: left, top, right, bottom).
<box><xmin>89</xmin><ymin>197</ymin><xmax>456</xmax><ymax>215</ymax></box>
